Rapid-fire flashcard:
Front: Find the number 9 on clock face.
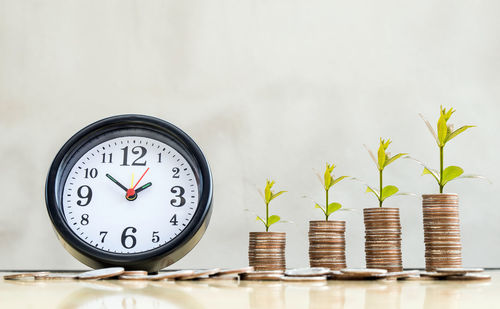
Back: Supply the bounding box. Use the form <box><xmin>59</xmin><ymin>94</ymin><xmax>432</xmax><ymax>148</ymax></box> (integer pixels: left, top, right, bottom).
<box><xmin>45</xmin><ymin>115</ymin><xmax>213</xmax><ymax>272</ymax></box>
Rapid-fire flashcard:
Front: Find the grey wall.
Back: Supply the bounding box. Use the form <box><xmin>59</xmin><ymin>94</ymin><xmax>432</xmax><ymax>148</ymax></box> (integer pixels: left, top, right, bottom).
<box><xmin>1</xmin><ymin>0</ymin><xmax>499</xmax><ymax>270</ymax></box>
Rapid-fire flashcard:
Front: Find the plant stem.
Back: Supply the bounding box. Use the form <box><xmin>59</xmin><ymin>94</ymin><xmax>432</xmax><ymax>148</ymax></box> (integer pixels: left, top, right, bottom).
<box><xmin>379</xmin><ymin>169</ymin><xmax>383</xmax><ymax>207</ymax></box>
<box><xmin>265</xmin><ymin>202</ymin><xmax>269</xmax><ymax>232</ymax></box>
<box><xmin>325</xmin><ymin>188</ymin><xmax>329</xmax><ymax>221</ymax></box>
<box><xmin>439</xmin><ymin>146</ymin><xmax>444</xmax><ymax>193</ymax></box>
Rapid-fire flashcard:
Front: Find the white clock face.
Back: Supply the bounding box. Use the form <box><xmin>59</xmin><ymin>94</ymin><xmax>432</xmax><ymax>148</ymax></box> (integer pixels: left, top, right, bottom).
<box><xmin>62</xmin><ymin>136</ymin><xmax>199</xmax><ymax>254</ymax></box>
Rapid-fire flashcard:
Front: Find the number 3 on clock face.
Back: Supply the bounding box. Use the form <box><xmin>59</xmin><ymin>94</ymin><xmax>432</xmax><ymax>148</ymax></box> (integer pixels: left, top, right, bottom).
<box><xmin>63</xmin><ymin>136</ymin><xmax>199</xmax><ymax>254</ymax></box>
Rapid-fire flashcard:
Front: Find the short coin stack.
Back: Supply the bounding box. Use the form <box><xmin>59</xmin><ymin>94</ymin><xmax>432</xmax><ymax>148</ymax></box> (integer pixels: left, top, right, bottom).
<box><xmin>422</xmin><ymin>194</ymin><xmax>462</xmax><ymax>271</ymax></box>
<box><xmin>363</xmin><ymin>208</ymin><xmax>403</xmax><ymax>272</ymax></box>
<box><xmin>248</xmin><ymin>232</ymin><xmax>286</xmax><ymax>271</ymax></box>
<box><xmin>308</xmin><ymin>221</ymin><xmax>346</xmax><ymax>270</ymax></box>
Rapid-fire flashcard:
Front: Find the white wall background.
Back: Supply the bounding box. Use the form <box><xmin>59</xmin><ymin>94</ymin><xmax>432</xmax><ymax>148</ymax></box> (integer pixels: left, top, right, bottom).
<box><xmin>0</xmin><ymin>0</ymin><xmax>499</xmax><ymax>270</ymax></box>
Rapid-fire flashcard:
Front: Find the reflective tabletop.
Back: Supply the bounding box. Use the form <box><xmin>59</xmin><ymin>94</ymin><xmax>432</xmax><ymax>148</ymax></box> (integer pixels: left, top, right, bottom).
<box><xmin>0</xmin><ymin>270</ymin><xmax>498</xmax><ymax>308</ymax></box>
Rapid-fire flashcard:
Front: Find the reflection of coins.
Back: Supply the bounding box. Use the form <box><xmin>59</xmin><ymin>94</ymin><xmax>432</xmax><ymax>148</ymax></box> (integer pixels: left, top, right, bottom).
<box><xmin>249</xmin><ymin>232</ymin><xmax>286</xmax><ymax>271</ymax></box>
<box><xmin>363</xmin><ymin>208</ymin><xmax>402</xmax><ymax>272</ymax></box>
<box><xmin>422</xmin><ymin>194</ymin><xmax>462</xmax><ymax>271</ymax></box>
<box><xmin>308</xmin><ymin>221</ymin><xmax>346</xmax><ymax>270</ymax></box>
<box><xmin>78</xmin><ymin>267</ymin><xmax>125</xmax><ymax>280</ymax></box>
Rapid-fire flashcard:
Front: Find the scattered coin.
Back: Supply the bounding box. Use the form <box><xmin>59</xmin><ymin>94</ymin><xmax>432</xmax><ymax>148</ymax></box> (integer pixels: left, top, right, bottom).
<box><xmin>282</xmin><ymin>276</ymin><xmax>327</xmax><ymax>282</ymax></box>
<box><xmin>150</xmin><ymin>270</ymin><xmax>195</xmax><ymax>280</ymax></box>
<box><xmin>178</xmin><ymin>269</ymin><xmax>220</xmax><ymax>280</ymax></box>
<box><xmin>376</xmin><ymin>270</ymin><xmax>420</xmax><ymax>279</ymax></box>
<box><xmin>200</xmin><ymin>275</ymin><xmax>239</xmax><ymax>281</ymax></box>
<box><xmin>285</xmin><ymin>267</ymin><xmax>331</xmax><ymax>277</ymax></box>
<box><xmin>341</xmin><ymin>268</ymin><xmax>387</xmax><ymax>276</ymax></box>
<box><xmin>77</xmin><ymin>267</ymin><xmax>125</xmax><ymax>280</ymax></box>
<box><xmin>35</xmin><ymin>273</ymin><xmax>77</xmax><ymax>280</ymax></box>
<box><xmin>3</xmin><ymin>272</ymin><xmax>49</xmax><ymax>280</ymax></box>
<box><xmin>122</xmin><ymin>270</ymin><xmax>148</xmax><ymax>276</ymax></box>
<box><xmin>435</xmin><ymin>268</ymin><xmax>484</xmax><ymax>275</ymax></box>
<box><xmin>240</xmin><ymin>272</ymin><xmax>283</xmax><ymax>281</ymax></box>
<box><xmin>118</xmin><ymin>275</ymin><xmax>151</xmax><ymax>281</ymax></box>
<box><xmin>419</xmin><ymin>271</ymin><xmax>453</xmax><ymax>278</ymax></box>
<box><xmin>213</xmin><ymin>267</ymin><xmax>254</xmax><ymax>276</ymax></box>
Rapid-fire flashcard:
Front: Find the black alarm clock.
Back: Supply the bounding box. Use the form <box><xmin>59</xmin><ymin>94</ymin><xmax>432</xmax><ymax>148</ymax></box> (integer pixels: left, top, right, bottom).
<box><xmin>45</xmin><ymin>115</ymin><xmax>213</xmax><ymax>272</ymax></box>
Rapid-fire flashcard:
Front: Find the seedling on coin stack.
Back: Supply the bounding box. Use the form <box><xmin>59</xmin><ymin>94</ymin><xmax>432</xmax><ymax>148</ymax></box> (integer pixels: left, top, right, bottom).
<box><xmin>248</xmin><ymin>179</ymin><xmax>287</xmax><ymax>272</ymax></box>
<box><xmin>417</xmin><ymin>106</ymin><xmax>486</xmax><ymax>271</ymax></box>
<box><xmin>308</xmin><ymin>163</ymin><xmax>349</xmax><ymax>270</ymax></box>
<box><xmin>361</xmin><ymin>138</ymin><xmax>408</xmax><ymax>272</ymax></box>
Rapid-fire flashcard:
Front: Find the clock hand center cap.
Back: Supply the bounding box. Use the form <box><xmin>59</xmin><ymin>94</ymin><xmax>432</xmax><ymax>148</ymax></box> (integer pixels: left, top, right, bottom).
<box><xmin>126</xmin><ymin>189</ymin><xmax>137</xmax><ymax>201</ymax></box>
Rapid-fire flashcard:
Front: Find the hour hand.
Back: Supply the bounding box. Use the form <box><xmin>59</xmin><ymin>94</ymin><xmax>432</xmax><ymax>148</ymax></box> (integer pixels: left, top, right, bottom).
<box><xmin>106</xmin><ymin>174</ymin><xmax>128</xmax><ymax>192</ymax></box>
<box><xmin>135</xmin><ymin>182</ymin><xmax>152</xmax><ymax>194</ymax></box>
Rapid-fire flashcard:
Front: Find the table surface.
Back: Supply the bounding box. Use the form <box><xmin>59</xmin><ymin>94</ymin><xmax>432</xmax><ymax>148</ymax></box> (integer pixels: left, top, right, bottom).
<box><xmin>1</xmin><ymin>270</ymin><xmax>499</xmax><ymax>308</ymax></box>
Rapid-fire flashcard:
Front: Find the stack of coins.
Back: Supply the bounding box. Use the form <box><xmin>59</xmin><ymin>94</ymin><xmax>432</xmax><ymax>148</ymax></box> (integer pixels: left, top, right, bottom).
<box><xmin>422</xmin><ymin>194</ymin><xmax>462</xmax><ymax>271</ymax></box>
<box><xmin>248</xmin><ymin>232</ymin><xmax>286</xmax><ymax>271</ymax></box>
<box><xmin>363</xmin><ymin>208</ymin><xmax>403</xmax><ymax>272</ymax></box>
<box><xmin>308</xmin><ymin>221</ymin><xmax>346</xmax><ymax>270</ymax></box>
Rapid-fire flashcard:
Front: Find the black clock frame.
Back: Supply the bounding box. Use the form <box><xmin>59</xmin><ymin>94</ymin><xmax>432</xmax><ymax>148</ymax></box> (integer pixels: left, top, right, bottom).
<box><xmin>45</xmin><ymin>114</ymin><xmax>213</xmax><ymax>272</ymax></box>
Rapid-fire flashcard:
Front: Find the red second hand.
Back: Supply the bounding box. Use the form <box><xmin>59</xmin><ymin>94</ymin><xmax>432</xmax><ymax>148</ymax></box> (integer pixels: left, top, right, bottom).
<box><xmin>127</xmin><ymin>167</ymin><xmax>150</xmax><ymax>197</ymax></box>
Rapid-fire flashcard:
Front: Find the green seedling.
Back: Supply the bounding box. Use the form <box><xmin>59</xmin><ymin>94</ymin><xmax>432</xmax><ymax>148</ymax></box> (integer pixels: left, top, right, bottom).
<box><xmin>364</xmin><ymin>139</ymin><xmax>408</xmax><ymax>207</ymax></box>
<box><xmin>256</xmin><ymin>179</ymin><xmax>286</xmax><ymax>232</ymax></box>
<box><xmin>418</xmin><ymin>106</ymin><xmax>485</xmax><ymax>193</ymax></box>
<box><xmin>313</xmin><ymin>163</ymin><xmax>349</xmax><ymax>221</ymax></box>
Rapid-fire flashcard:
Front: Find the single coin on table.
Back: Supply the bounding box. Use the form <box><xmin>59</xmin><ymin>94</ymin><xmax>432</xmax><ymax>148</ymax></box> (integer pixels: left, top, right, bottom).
<box><xmin>341</xmin><ymin>268</ymin><xmax>387</xmax><ymax>276</ymax></box>
<box><xmin>3</xmin><ymin>272</ymin><xmax>49</xmax><ymax>280</ymax></box>
<box><xmin>149</xmin><ymin>270</ymin><xmax>195</xmax><ymax>280</ymax></box>
<box><xmin>240</xmin><ymin>273</ymin><xmax>283</xmax><ymax>281</ymax></box>
<box><xmin>122</xmin><ymin>270</ymin><xmax>148</xmax><ymax>276</ymax></box>
<box><xmin>376</xmin><ymin>270</ymin><xmax>420</xmax><ymax>279</ymax></box>
<box><xmin>178</xmin><ymin>269</ymin><xmax>221</xmax><ymax>280</ymax></box>
<box><xmin>35</xmin><ymin>273</ymin><xmax>78</xmax><ymax>280</ymax></box>
<box><xmin>419</xmin><ymin>271</ymin><xmax>453</xmax><ymax>278</ymax></box>
<box><xmin>77</xmin><ymin>267</ymin><xmax>125</xmax><ymax>280</ymax></box>
<box><xmin>200</xmin><ymin>275</ymin><xmax>239</xmax><ymax>281</ymax></box>
<box><xmin>285</xmin><ymin>267</ymin><xmax>331</xmax><ymax>277</ymax></box>
<box><xmin>435</xmin><ymin>268</ymin><xmax>484</xmax><ymax>275</ymax></box>
<box><xmin>213</xmin><ymin>267</ymin><xmax>254</xmax><ymax>277</ymax></box>
<box><xmin>282</xmin><ymin>276</ymin><xmax>327</xmax><ymax>282</ymax></box>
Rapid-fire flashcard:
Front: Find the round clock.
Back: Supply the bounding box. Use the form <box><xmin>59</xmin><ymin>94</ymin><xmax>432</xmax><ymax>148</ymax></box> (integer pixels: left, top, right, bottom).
<box><xmin>45</xmin><ymin>115</ymin><xmax>213</xmax><ymax>272</ymax></box>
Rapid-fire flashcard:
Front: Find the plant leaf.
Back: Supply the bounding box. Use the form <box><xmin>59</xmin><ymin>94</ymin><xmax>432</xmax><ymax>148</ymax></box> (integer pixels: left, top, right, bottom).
<box><xmin>264</xmin><ymin>180</ymin><xmax>274</xmax><ymax>203</ymax></box>
<box><xmin>256</xmin><ymin>216</ymin><xmax>266</xmax><ymax>225</ymax></box>
<box><xmin>268</xmin><ymin>215</ymin><xmax>281</xmax><ymax>227</ymax></box>
<box><xmin>381</xmin><ymin>185</ymin><xmax>399</xmax><ymax>201</ymax></box>
<box><xmin>437</xmin><ymin>113</ymin><xmax>448</xmax><ymax>146</ymax></box>
<box><xmin>315</xmin><ymin>203</ymin><xmax>326</xmax><ymax>214</ymax></box>
<box><xmin>365</xmin><ymin>186</ymin><xmax>380</xmax><ymax>200</ymax></box>
<box><xmin>332</xmin><ymin>176</ymin><xmax>349</xmax><ymax>185</ymax></box>
<box><xmin>384</xmin><ymin>153</ymin><xmax>408</xmax><ymax>168</ymax></box>
<box><xmin>454</xmin><ymin>174</ymin><xmax>492</xmax><ymax>184</ymax></box>
<box><xmin>422</xmin><ymin>167</ymin><xmax>440</xmax><ymax>183</ymax></box>
<box><xmin>419</xmin><ymin>113</ymin><xmax>439</xmax><ymax>144</ymax></box>
<box><xmin>271</xmin><ymin>190</ymin><xmax>286</xmax><ymax>201</ymax></box>
<box><xmin>445</xmin><ymin>125</ymin><xmax>475</xmax><ymax>143</ymax></box>
<box><xmin>326</xmin><ymin>202</ymin><xmax>342</xmax><ymax>216</ymax></box>
<box><xmin>441</xmin><ymin>166</ymin><xmax>464</xmax><ymax>185</ymax></box>
<box><xmin>377</xmin><ymin>142</ymin><xmax>386</xmax><ymax>170</ymax></box>
<box><xmin>364</xmin><ymin>144</ymin><xmax>379</xmax><ymax>169</ymax></box>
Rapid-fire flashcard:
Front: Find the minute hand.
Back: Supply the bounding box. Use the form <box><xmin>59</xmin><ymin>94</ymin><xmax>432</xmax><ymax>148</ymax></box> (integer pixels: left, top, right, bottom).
<box><xmin>135</xmin><ymin>182</ymin><xmax>152</xmax><ymax>194</ymax></box>
<box><xmin>106</xmin><ymin>174</ymin><xmax>128</xmax><ymax>192</ymax></box>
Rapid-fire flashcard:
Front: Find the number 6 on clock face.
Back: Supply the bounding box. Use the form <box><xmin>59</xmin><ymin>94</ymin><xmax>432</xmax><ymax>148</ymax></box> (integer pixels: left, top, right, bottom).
<box><xmin>45</xmin><ymin>115</ymin><xmax>213</xmax><ymax>272</ymax></box>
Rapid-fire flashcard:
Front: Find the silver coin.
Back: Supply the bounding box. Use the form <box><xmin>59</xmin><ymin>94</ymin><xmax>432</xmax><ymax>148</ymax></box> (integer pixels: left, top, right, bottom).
<box><xmin>77</xmin><ymin>267</ymin><xmax>125</xmax><ymax>280</ymax></box>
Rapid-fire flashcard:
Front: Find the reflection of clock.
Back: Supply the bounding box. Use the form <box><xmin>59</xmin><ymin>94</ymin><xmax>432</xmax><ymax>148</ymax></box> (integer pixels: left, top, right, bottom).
<box><xmin>45</xmin><ymin>115</ymin><xmax>213</xmax><ymax>272</ymax></box>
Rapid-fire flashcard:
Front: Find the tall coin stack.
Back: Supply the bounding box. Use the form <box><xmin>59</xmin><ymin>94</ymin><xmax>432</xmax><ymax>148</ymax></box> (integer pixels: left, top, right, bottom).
<box><xmin>308</xmin><ymin>221</ymin><xmax>346</xmax><ymax>270</ymax></box>
<box><xmin>248</xmin><ymin>232</ymin><xmax>286</xmax><ymax>271</ymax></box>
<box><xmin>363</xmin><ymin>208</ymin><xmax>403</xmax><ymax>272</ymax></box>
<box><xmin>422</xmin><ymin>193</ymin><xmax>462</xmax><ymax>271</ymax></box>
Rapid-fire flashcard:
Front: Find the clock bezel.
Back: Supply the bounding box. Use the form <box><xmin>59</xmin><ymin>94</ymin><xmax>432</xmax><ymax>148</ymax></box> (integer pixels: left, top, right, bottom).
<box><xmin>45</xmin><ymin>114</ymin><xmax>213</xmax><ymax>272</ymax></box>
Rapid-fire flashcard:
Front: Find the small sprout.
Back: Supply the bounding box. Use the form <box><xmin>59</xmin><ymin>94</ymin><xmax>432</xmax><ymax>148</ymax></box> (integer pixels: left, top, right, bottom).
<box><xmin>257</xmin><ymin>179</ymin><xmax>287</xmax><ymax>232</ymax></box>
<box><xmin>364</xmin><ymin>139</ymin><xmax>408</xmax><ymax>207</ymax></box>
<box><xmin>418</xmin><ymin>106</ymin><xmax>484</xmax><ymax>193</ymax></box>
<box><xmin>313</xmin><ymin>163</ymin><xmax>349</xmax><ymax>220</ymax></box>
